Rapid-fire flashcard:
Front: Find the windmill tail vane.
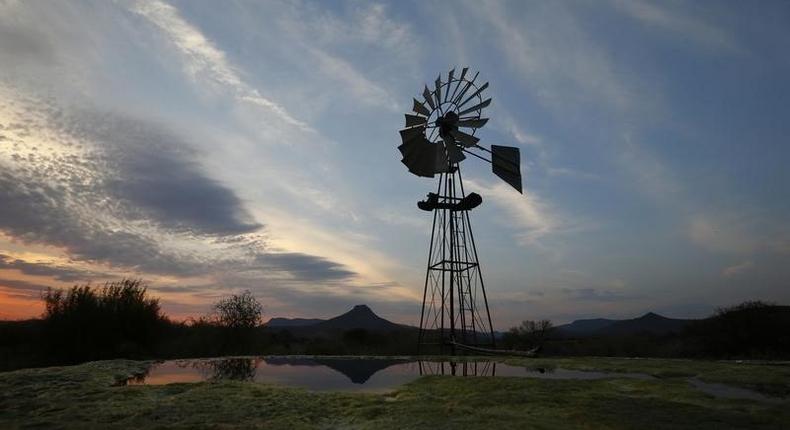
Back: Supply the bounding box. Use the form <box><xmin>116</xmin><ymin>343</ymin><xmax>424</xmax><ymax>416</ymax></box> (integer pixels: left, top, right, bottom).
<box><xmin>396</xmin><ymin>67</ymin><xmax>524</xmax><ymax>354</ymax></box>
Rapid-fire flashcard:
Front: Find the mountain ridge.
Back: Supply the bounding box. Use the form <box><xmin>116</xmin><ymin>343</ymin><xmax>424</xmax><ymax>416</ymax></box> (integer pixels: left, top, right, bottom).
<box><xmin>554</xmin><ymin>312</ymin><xmax>694</xmax><ymax>338</ymax></box>
<box><xmin>266</xmin><ymin>306</ymin><xmax>696</xmax><ymax>336</ymax></box>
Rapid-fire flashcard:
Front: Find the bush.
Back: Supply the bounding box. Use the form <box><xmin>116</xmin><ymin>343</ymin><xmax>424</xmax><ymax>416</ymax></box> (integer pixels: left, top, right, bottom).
<box><xmin>42</xmin><ymin>279</ymin><xmax>166</xmax><ymax>362</ymax></box>
<box><xmin>685</xmin><ymin>300</ymin><xmax>790</xmax><ymax>358</ymax></box>
<box><xmin>210</xmin><ymin>291</ymin><xmax>264</xmax><ymax>353</ymax></box>
<box><xmin>213</xmin><ymin>291</ymin><xmax>263</xmax><ymax>329</ymax></box>
<box><xmin>502</xmin><ymin>319</ymin><xmax>553</xmax><ymax>350</ymax></box>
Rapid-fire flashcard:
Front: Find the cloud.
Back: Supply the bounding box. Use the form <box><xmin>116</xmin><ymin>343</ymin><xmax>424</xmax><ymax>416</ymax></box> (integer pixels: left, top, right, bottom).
<box><xmin>0</xmin><ymin>277</ymin><xmax>49</xmax><ymax>299</ymax></box>
<box><xmin>61</xmin><ymin>109</ymin><xmax>262</xmax><ymax>236</ymax></box>
<box><xmin>256</xmin><ymin>252</ymin><xmax>356</xmax><ymax>282</ymax></box>
<box><xmin>129</xmin><ymin>0</ymin><xmax>310</xmax><ymax>130</ymax></box>
<box><xmin>309</xmin><ymin>48</ymin><xmax>398</xmax><ymax>111</ymax></box>
<box><xmin>561</xmin><ymin>287</ymin><xmax>639</xmax><ymax>302</ymax></box>
<box><xmin>687</xmin><ymin>214</ymin><xmax>765</xmax><ymax>255</ymax></box>
<box><xmin>0</xmin><ymin>254</ymin><xmax>106</xmax><ymax>282</ymax></box>
<box><xmin>0</xmin><ymin>22</ymin><xmax>54</xmax><ymax>64</ymax></box>
<box><xmin>474</xmin><ymin>0</ymin><xmax>635</xmax><ymax>115</ymax></box>
<box><xmin>0</xmin><ymin>167</ymin><xmax>204</xmax><ymax>276</ymax></box>
<box><xmin>722</xmin><ymin>260</ymin><xmax>754</xmax><ymax>277</ymax></box>
<box><xmin>611</xmin><ymin>0</ymin><xmax>740</xmax><ymax>53</ymax></box>
<box><xmin>0</xmin><ymin>89</ymin><xmax>359</xmax><ymax>285</ymax></box>
<box><xmin>466</xmin><ymin>179</ymin><xmax>559</xmax><ymax>245</ymax></box>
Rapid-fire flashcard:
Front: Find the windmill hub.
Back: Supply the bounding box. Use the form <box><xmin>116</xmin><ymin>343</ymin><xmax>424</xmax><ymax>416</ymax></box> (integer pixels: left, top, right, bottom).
<box><xmin>396</xmin><ymin>67</ymin><xmax>525</xmax><ymax>354</ymax></box>
<box><xmin>437</xmin><ymin>111</ymin><xmax>459</xmax><ymax>140</ymax></box>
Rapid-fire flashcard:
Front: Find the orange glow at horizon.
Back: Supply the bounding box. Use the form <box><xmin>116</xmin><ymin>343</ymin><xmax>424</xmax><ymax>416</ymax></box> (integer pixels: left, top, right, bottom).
<box><xmin>0</xmin><ymin>290</ymin><xmax>44</xmax><ymax>320</ymax></box>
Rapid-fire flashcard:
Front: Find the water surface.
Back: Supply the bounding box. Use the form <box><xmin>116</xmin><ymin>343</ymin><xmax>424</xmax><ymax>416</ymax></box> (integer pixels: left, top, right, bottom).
<box><xmin>124</xmin><ymin>357</ymin><xmax>654</xmax><ymax>392</ymax></box>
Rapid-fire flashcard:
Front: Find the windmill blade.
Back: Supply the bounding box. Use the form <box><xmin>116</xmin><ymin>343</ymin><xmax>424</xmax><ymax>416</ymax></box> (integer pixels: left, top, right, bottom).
<box><xmin>447</xmin><ymin>144</ymin><xmax>466</xmax><ymax>164</ymax></box>
<box><xmin>457</xmin><ymin>98</ymin><xmax>491</xmax><ymax>117</ymax></box>
<box><xmin>491</xmin><ymin>145</ymin><xmax>522</xmax><ymax>193</ymax></box>
<box><xmin>434</xmin><ymin>75</ymin><xmax>442</xmax><ymax>107</ymax></box>
<box><xmin>458</xmin><ymin>82</ymin><xmax>489</xmax><ymax>109</ymax></box>
<box><xmin>449</xmin><ymin>129</ymin><xmax>480</xmax><ymax>147</ymax></box>
<box><xmin>452</xmin><ymin>71</ymin><xmax>478</xmax><ymax>105</ymax></box>
<box><xmin>449</xmin><ymin>67</ymin><xmax>467</xmax><ymax>103</ymax></box>
<box><xmin>398</xmin><ymin>139</ymin><xmax>422</xmax><ymax>160</ymax></box>
<box><xmin>457</xmin><ymin>117</ymin><xmax>489</xmax><ymax>128</ymax></box>
<box><xmin>400</xmin><ymin>136</ymin><xmax>436</xmax><ymax>178</ymax></box>
<box><xmin>434</xmin><ymin>143</ymin><xmax>450</xmax><ymax>173</ymax></box>
<box><xmin>458</xmin><ymin>67</ymin><xmax>468</xmax><ymax>82</ymax></box>
<box><xmin>445</xmin><ymin>68</ymin><xmax>455</xmax><ymax>102</ymax></box>
<box><xmin>442</xmin><ymin>135</ymin><xmax>466</xmax><ymax>164</ymax></box>
<box><xmin>405</xmin><ymin>114</ymin><xmax>428</xmax><ymax>127</ymax></box>
<box><xmin>412</xmin><ymin>98</ymin><xmax>430</xmax><ymax>116</ymax></box>
<box><xmin>423</xmin><ymin>85</ymin><xmax>436</xmax><ymax>110</ymax></box>
<box><xmin>399</xmin><ymin>125</ymin><xmax>425</xmax><ymax>144</ymax></box>
<box><xmin>411</xmin><ymin>144</ymin><xmax>437</xmax><ymax>177</ymax></box>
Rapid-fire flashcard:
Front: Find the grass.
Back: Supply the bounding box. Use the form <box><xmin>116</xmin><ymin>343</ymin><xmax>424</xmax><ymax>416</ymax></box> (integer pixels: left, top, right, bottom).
<box><xmin>0</xmin><ymin>356</ymin><xmax>788</xmax><ymax>429</ymax></box>
<box><xmin>501</xmin><ymin>356</ymin><xmax>790</xmax><ymax>397</ymax></box>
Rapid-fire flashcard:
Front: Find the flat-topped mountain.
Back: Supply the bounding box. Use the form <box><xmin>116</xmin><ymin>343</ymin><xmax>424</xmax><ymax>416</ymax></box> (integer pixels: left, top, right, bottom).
<box><xmin>314</xmin><ymin>304</ymin><xmax>403</xmax><ymax>331</ymax></box>
<box><xmin>266</xmin><ymin>304</ymin><xmax>407</xmax><ymax>332</ymax></box>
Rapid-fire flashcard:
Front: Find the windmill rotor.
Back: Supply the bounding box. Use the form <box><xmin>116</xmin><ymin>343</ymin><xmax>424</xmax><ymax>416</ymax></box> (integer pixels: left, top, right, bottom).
<box><xmin>397</xmin><ymin>67</ymin><xmax>523</xmax><ymax>193</ymax></box>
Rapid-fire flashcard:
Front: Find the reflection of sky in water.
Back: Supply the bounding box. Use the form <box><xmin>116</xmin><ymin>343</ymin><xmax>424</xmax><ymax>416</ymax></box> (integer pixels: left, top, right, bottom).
<box><xmin>126</xmin><ymin>358</ymin><xmax>780</xmax><ymax>402</ymax></box>
<box><xmin>129</xmin><ymin>358</ymin><xmax>430</xmax><ymax>392</ymax></box>
<box><xmin>253</xmin><ymin>362</ymin><xmax>417</xmax><ymax>393</ymax></box>
<box><xmin>127</xmin><ymin>358</ymin><xmax>654</xmax><ymax>392</ymax></box>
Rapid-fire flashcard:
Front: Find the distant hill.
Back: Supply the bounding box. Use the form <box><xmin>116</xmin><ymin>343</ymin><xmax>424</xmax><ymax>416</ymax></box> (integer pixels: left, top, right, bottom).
<box><xmin>314</xmin><ymin>304</ymin><xmax>404</xmax><ymax>331</ymax></box>
<box><xmin>265</xmin><ymin>305</ymin><xmax>409</xmax><ymax>333</ymax></box>
<box><xmin>603</xmin><ymin>312</ymin><xmax>692</xmax><ymax>336</ymax></box>
<box><xmin>552</xmin><ymin>318</ymin><xmax>616</xmax><ymax>337</ymax></box>
<box><xmin>554</xmin><ymin>312</ymin><xmax>694</xmax><ymax>338</ymax></box>
<box><xmin>266</xmin><ymin>317</ymin><xmax>324</xmax><ymax>328</ymax></box>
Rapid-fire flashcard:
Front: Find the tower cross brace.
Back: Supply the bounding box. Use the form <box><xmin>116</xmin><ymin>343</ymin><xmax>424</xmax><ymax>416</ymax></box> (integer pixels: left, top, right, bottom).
<box><xmin>417</xmin><ymin>167</ymin><xmax>496</xmax><ymax>354</ymax></box>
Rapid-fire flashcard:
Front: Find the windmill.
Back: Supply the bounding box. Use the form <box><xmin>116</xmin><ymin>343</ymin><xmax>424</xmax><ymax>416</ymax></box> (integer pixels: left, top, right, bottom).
<box><xmin>398</xmin><ymin>67</ymin><xmax>523</xmax><ymax>354</ymax></box>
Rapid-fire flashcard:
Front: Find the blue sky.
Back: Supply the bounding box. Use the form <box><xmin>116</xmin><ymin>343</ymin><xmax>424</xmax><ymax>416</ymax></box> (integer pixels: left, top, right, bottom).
<box><xmin>0</xmin><ymin>0</ymin><xmax>788</xmax><ymax>327</ymax></box>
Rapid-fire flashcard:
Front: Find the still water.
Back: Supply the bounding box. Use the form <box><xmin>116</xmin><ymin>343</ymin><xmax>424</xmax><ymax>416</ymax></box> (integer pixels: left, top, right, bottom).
<box><xmin>124</xmin><ymin>357</ymin><xmax>653</xmax><ymax>393</ymax></box>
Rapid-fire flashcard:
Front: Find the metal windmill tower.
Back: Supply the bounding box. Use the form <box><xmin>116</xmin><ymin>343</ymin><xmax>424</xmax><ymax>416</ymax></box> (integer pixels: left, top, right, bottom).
<box><xmin>397</xmin><ymin>67</ymin><xmax>523</xmax><ymax>354</ymax></box>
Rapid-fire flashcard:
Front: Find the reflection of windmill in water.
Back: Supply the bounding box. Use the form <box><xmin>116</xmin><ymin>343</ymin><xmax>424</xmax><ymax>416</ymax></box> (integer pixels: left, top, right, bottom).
<box><xmin>418</xmin><ymin>360</ymin><xmax>497</xmax><ymax>377</ymax></box>
<box><xmin>398</xmin><ymin>67</ymin><xmax>523</xmax><ymax>354</ymax></box>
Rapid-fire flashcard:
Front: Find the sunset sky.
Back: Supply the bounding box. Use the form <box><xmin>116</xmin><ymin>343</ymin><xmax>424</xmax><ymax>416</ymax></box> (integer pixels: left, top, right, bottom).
<box><xmin>1</xmin><ymin>0</ymin><xmax>788</xmax><ymax>328</ymax></box>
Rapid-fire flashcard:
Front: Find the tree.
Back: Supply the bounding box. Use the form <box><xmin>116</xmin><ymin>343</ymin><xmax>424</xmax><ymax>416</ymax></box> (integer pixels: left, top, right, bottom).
<box><xmin>502</xmin><ymin>319</ymin><xmax>553</xmax><ymax>349</ymax></box>
<box><xmin>213</xmin><ymin>291</ymin><xmax>263</xmax><ymax>329</ymax></box>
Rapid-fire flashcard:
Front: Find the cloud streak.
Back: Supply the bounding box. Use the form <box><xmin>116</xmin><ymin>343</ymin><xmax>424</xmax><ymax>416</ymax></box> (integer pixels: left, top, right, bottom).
<box><xmin>130</xmin><ymin>0</ymin><xmax>310</xmax><ymax>130</ymax></box>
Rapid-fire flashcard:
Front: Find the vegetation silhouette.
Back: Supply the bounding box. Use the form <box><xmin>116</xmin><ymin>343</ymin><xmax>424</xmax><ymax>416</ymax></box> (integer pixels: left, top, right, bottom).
<box><xmin>1</xmin><ymin>277</ymin><xmax>788</xmax><ymax>371</ymax></box>
<box><xmin>41</xmin><ymin>279</ymin><xmax>167</xmax><ymax>363</ymax></box>
<box><xmin>501</xmin><ymin>319</ymin><xmax>553</xmax><ymax>350</ymax></box>
<box><xmin>213</xmin><ymin>290</ymin><xmax>263</xmax><ymax>329</ymax></box>
<box><xmin>684</xmin><ymin>301</ymin><xmax>790</xmax><ymax>358</ymax></box>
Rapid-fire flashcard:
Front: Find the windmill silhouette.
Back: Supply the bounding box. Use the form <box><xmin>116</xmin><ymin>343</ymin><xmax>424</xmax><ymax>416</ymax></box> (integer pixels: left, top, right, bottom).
<box><xmin>398</xmin><ymin>67</ymin><xmax>523</xmax><ymax>354</ymax></box>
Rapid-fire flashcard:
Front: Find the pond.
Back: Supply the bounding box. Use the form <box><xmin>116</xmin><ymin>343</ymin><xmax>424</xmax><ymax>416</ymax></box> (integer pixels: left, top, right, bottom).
<box><xmin>123</xmin><ymin>356</ymin><xmax>654</xmax><ymax>393</ymax></box>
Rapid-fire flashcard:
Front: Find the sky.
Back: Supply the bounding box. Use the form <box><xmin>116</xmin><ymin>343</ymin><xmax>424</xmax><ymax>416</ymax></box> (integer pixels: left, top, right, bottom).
<box><xmin>0</xmin><ymin>0</ymin><xmax>788</xmax><ymax>328</ymax></box>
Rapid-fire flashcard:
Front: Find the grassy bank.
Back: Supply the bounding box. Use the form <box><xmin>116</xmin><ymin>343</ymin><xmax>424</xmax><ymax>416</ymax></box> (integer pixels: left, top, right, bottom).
<box><xmin>1</xmin><ymin>357</ymin><xmax>788</xmax><ymax>429</ymax></box>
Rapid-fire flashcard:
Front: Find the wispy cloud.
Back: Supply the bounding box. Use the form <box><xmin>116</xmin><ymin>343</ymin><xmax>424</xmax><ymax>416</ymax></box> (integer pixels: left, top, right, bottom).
<box><xmin>465</xmin><ymin>179</ymin><xmax>559</xmax><ymax>245</ymax></box>
<box><xmin>475</xmin><ymin>0</ymin><xmax>635</xmax><ymax>115</ymax></box>
<box><xmin>130</xmin><ymin>0</ymin><xmax>310</xmax><ymax>130</ymax></box>
<box><xmin>611</xmin><ymin>0</ymin><xmax>741</xmax><ymax>53</ymax></box>
<box><xmin>722</xmin><ymin>260</ymin><xmax>754</xmax><ymax>277</ymax></box>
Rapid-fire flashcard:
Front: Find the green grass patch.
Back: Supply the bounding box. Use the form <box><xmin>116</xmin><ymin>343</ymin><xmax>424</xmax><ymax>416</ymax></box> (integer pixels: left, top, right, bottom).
<box><xmin>1</xmin><ymin>357</ymin><xmax>788</xmax><ymax>429</ymax></box>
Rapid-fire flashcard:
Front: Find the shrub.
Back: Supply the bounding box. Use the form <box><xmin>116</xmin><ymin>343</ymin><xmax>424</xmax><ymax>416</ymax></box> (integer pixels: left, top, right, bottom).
<box><xmin>502</xmin><ymin>319</ymin><xmax>553</xmax><ymax>350</ymax></box>
<box><xmin>42</xmin><ymin>279</ymin><xmax>166</xmax><ymax>362</ymax></box>
<box><xmin>213</xmin><ymin>290</ymin><xmax>263</xmax><ymax>329</ymax></box>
